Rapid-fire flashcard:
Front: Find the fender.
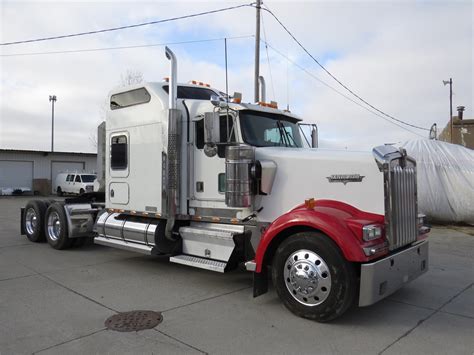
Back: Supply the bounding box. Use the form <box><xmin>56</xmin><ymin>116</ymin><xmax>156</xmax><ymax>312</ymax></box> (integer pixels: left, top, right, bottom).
<box><xmin>254</xmin><ymin>199</ymin><xmax>385</xmax><ymax>273</ymax></box>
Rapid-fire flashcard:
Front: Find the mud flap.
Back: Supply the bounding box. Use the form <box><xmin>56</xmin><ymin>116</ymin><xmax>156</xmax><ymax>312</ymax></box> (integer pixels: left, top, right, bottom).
<box><xmin>253</xmin><ymin>267</ymin><xmax>269</xmax><ymax>297</ymax></box>
<box><xmin>20</xmin><ymin>208</ymin><xmax>25</xmax><ymax>235</ymax></box>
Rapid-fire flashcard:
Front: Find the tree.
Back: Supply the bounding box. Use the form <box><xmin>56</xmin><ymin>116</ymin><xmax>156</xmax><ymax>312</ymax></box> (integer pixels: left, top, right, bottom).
<box><xmin>120</xmin><ymin>69</ymin><xmax>144</xmax><ymax>87</ymax></box>
<box><xmin>90</xmin><ymin>69</ymin><xmax>144</xmax><ymax>151</ymax></box>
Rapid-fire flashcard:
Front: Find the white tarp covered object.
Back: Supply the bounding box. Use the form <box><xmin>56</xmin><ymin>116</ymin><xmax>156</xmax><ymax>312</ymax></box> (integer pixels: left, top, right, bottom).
<box><xmin>401</xmin><ymin>139</ymin><xmax>474</xmax><ymax>225</ymax></box>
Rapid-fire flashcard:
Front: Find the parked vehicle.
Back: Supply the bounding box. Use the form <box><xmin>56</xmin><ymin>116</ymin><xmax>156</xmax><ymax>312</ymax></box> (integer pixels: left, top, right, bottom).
<box><xmin>20</xmin><ymin>48</ymin><xmax>429</xmax><ymax>322</ymax></box>
<box><xmin>55</xmin><ymin>172</ymin><xmax>96</xmax><ymax>196</ymax></box>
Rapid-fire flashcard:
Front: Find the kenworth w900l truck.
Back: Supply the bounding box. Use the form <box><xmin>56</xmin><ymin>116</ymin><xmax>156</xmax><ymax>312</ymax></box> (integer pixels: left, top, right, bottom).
<box><xmin>21</xmin><ymin>47</ymin><xmax>429</xmax><ymax>322</ymax></box>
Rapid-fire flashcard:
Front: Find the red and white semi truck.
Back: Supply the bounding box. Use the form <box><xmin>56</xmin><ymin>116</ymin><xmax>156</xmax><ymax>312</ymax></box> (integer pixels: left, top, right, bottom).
<box><xmin>21</xmin><ymin>47</ymin><xmax>429</xmax><ymax>322</ymax></box>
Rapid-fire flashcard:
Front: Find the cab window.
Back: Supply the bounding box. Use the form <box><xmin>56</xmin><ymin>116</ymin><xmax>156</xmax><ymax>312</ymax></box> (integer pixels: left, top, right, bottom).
<box><xmin>75</xmin><ymin>175</ymin><xmax>81</xmax><ymax>183</ymax></box>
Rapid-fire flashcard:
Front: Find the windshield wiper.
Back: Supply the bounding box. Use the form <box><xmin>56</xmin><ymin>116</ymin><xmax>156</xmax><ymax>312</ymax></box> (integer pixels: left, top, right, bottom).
<box><xmin>276</xmin><ymin>121</ymin><xmax>289</xmax><ymax>147</ymax></box>
<box><xmin>278</xmin><ymin>121</ymin><xmax>298</xmax><ymax>147</ymax></box>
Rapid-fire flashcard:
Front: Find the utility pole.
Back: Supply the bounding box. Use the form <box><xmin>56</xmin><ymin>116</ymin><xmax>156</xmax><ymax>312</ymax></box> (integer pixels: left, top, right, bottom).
<box><xmin>254</xmin><ymin>0</ymin><xmax>261</xmax><ymax>103</ymax></box>
<box><xmin>443</xmin><ymin>78</ymin><xmax>453</xmax><ymax>143</ymax></box>
<box><xmin>49</xmin><ymin>95</ymin><xmax>57</xmax><ymax>152</ymax></box>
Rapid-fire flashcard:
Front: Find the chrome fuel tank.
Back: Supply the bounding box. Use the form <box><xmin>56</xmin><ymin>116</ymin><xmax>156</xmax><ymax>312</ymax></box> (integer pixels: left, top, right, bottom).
<box><xmin>96</xmin><ymin>212</ymin><xmax>159</xmax><ymax>246</ymax></box>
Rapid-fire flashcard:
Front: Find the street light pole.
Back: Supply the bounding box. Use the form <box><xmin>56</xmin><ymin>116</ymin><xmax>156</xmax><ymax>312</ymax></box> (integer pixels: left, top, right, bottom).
<box><xmin>443</xmin><ymin>78</ymin><xmax>453</xmax><ymax>143</ymax></box>
<box><xmin>49</xmin><ymin>95</ymin><xmax>57</xmax><ymax>152</ymax></box>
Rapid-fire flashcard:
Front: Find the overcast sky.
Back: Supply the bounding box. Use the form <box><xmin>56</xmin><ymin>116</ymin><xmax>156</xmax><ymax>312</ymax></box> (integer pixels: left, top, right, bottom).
<box><xmin>1</xmin><ymin>0</ymin><xmax>472</xmax><ymax>153</ymax></box>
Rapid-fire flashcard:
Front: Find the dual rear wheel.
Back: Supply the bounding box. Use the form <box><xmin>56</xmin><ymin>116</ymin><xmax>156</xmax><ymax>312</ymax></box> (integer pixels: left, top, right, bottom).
<box><xmin>23</xmin><ymin>200</ymin><xmax>84</xmax><ymax>250</ymax></box>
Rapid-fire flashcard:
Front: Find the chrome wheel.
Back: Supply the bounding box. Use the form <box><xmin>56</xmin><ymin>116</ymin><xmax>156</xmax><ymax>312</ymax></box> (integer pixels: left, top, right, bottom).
<box><xmin>47</xmin><ymin>211</ymin><xmax>61</xmax><ymax>242</ymax></box>
<box><xmin>284</xmin><ymin>249</ymin><xmax>332</xmax><ymax>306</ymax></box>
<box><xmin>25</xmin><ymin>208</ymin><xmax>37</xmax><ymax>235</ymax></box>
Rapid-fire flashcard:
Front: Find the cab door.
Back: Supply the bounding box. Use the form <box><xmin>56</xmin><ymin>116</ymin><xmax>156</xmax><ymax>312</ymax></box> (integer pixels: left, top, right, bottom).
<box><xmin>192</xmin><ymin>113</ymin><xmax>236</xmax><ymax>205</ymax></box>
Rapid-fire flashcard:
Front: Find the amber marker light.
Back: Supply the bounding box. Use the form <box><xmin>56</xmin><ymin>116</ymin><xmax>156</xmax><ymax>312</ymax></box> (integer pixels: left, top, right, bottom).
<box><xmin>305</xmin><ymin>198</ymin><xmax>316</xmax><ymax>209</ymax></box>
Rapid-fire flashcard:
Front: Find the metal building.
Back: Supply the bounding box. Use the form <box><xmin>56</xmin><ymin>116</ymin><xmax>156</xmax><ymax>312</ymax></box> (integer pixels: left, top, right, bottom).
<box><xmin>0</xmin><ymin>149</ymin><xmax>97</xmax><ymax>195</ymax></box>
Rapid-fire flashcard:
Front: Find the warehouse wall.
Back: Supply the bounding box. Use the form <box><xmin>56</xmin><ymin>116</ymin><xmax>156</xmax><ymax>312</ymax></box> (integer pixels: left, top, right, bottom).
<box><xmin>0</xmin><ymin>150</ymin><xmax>97</xmax><ymax>195</ymax></box>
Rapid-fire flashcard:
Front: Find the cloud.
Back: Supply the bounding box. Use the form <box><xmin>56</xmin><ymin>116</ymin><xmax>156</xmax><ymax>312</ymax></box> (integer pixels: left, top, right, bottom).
<box><xmin>0</xmin><ymin>0</ymin><xmax>472</xmax><ymax>153</ymax></box>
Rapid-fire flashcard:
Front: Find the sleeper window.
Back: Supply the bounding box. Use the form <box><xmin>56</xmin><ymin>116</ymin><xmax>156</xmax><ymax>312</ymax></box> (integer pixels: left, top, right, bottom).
<box><xmin>111</xmin><ymin>135</ymin><xmax>128</xmax><ymax>170</ymax></box>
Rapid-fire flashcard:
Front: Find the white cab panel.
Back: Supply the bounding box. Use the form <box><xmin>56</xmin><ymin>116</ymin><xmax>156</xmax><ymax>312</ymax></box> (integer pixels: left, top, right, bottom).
<box><xmin>255</xmin><ymin>147</ymin><xmax>384</xmax><ymax>222</ymax></box>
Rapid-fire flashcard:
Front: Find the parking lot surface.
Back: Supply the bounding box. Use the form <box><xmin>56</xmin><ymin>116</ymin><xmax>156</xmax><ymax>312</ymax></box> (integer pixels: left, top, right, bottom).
<box><xmin>1</xmin><ymin>197</ymin><xmax>473</xmax><ymax>354</ymax></box>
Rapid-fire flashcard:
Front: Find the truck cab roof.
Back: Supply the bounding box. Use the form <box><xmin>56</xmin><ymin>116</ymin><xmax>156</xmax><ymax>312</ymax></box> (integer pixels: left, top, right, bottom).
<box><xmin>108</xmin><ymin>81</ymin><xmax>301</xmax><ymax>122</ymax></box>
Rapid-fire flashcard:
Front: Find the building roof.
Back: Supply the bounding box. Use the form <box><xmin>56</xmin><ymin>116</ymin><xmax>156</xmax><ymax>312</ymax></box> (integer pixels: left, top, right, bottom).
<box><xmin>0</xmin><ymin>148</ymin><xmax>97</xmax><ymax>156</ymax></box>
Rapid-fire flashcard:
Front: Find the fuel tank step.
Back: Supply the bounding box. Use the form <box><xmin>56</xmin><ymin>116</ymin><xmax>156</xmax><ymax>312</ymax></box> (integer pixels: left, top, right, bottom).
<box><xmin>94</xmin><ymin>236</ymin><xmax>152</xmax><ymax>255</ymax></box>
<box><xmin>169</xmin><ymin>255</ymin><xmax>227</xmax><ymax>273</ymax></box>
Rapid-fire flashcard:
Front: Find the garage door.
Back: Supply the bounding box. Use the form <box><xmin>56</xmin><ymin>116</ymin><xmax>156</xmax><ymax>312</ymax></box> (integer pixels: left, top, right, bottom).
<box><xmin>0</xmin><ymin>161</ymin><xmax>33</xmax><ymax>190</ymax></box>
<box><xmin>51</xmin><ymin>161</ymin><xmax>85</xmax><ymax>192</ymax></box>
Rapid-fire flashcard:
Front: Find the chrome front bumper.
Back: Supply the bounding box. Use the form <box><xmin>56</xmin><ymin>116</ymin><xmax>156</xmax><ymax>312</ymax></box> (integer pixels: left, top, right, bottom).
<box><xmin>358</xmin><ymin>240</ymin><xmax>428</xmax><ymax>307</ymax></box>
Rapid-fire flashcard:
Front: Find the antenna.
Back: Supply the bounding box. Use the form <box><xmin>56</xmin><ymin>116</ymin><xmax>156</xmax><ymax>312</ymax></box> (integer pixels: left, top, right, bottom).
<box><xmin>225</xmin><ymin>38</ymin><xmax>230</xmax><ymax>141</ymax></box>
<box><xmin>286</xmin><ymin>51</ymin><xmax>290</xmax><ymax>111</ymax></box>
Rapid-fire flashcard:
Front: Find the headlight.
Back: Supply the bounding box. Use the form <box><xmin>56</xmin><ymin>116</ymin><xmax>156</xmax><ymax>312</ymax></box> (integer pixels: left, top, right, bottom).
<box><xmin>362</xmin><ymin>224</ymin><xmax>383</xmax><ymax>241</ymax></box>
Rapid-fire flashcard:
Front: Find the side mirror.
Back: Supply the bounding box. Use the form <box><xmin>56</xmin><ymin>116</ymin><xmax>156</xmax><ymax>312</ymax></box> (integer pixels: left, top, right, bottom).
<box><xmin>204</xmin><ymin>112</ymin><xmax>220</xmax><ymax>144</ymax></box>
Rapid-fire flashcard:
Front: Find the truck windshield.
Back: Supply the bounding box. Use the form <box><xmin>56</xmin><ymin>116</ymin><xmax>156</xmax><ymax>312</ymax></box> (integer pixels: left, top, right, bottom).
<box><xmin>81</xmin><ymin>175</ymin><xmax>96</xmax><ymax>183</ymax></box>
<box><xmin>239</xmin><ymin>111</ymin><xmax>303</xmax><ymax>148</ymax></box>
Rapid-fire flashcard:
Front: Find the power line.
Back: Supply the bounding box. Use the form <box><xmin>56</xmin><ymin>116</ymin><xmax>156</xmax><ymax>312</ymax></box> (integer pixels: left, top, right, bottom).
<box><xmin>0</xmin><ymin>35</ymin><xmax>254</xmax><ymax>57</ymax></box>
<box><xmin>0</xmin><ymin>3</ymin><xmax>254</xmax><ymax>46</ymax></box>
<box><xmin>258</xmin><ymin>3</ymin><xmax>430</xmax><ymax>132</ymax></box>
<box><xmin>261</xmin><ymin>38</ymin><xmax>425</xmax><ymax>138</ymax></box>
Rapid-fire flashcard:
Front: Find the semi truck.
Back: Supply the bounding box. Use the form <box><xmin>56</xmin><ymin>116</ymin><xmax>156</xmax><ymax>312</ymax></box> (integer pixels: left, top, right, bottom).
<box><xmin>20</xmin><ymin>47</ymin><xmax>429</xmax><ymax>322</ymax></box>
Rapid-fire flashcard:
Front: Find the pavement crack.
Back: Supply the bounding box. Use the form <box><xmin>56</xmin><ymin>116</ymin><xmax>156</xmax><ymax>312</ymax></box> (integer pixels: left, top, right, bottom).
<box><xmin>0</xmin><ymin>273</ymin><xmax>38</xmax><ymax>282</ymax></box>
<box><xmin>162</xmin><ymin>286</ymin><xmax>252</xmax><ymax>313</ymax></box>
<box><xmin>155</xmin><ymin>329</ymin><xmax>208</xmax><ymax>354</ymax></box>
<box><xmin>386</xmin><ymin>299</ymin><xmax>436</xmax><ymax>311</ymax></box>
<box><xmin>39</xmin><ymin>273</ymin><xmax>119</xmax><ymax>313</ymax></box>
<box><xmin>378</xmin><ymin>282</ymin><xmax>474</xmax><ymax>354</ymax></box>
<box><xmin>33</xmin><ymin>328</ymin><xmax>106</xmax><ymax>354</ymax></box>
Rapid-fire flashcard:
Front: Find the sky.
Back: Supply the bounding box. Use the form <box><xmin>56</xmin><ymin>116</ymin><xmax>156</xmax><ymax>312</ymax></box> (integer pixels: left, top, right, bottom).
<box><xmin>0</xmin><ymin>0</ymin><xmax>472</xmax><ymax>153</ymax></box>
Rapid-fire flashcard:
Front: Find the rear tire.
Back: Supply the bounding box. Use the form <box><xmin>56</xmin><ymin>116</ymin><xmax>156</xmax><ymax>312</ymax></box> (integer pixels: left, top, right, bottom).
<box><xmin>44</xmin><ymin>203</ymin><xmax>72</xmax><ymax>250</ymax></box>
<box><xmin>272</xmin><ymin>231</ymin><xmax>357</xmax><ymax>322</ymax></box>
<box><xmin>24</xmin><ymin>200</ymin><xmax>47</xmax><ymax>242</ymax></box>
<box><xmin>57</xmin><ymin>187</ymin><xmax>63</xmax><ymax>196</ymax></box>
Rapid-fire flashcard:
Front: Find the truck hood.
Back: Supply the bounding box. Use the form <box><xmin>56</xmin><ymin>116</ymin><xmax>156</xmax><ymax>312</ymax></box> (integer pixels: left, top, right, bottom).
<box><xmin>254</xmin><ymin>147</ymin><xmax>384</xmax><ymax>223</ymax></box>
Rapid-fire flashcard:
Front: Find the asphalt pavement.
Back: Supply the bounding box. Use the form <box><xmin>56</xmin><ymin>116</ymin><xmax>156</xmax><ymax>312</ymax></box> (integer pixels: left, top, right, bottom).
<box><xmin>1</xmin><ymin>197</ymin><xmax>473</xmax><ymax>355</ymax></box>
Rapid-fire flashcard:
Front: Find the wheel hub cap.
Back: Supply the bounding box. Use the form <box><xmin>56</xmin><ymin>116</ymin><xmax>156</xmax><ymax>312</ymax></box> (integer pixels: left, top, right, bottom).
<box><xmin>284</xmin><ymin>250</ymin><xmax>332</xmax><ymax>306</ymax></box>
<box><xmin>25</xmin><ymin>208</ymin><xmax>37</xmax><ymax>235</ymax></box>
<box><xmin>47</xmin><ymin>211</ymin><xmax>61</xmax><ymax>241</ymax></box>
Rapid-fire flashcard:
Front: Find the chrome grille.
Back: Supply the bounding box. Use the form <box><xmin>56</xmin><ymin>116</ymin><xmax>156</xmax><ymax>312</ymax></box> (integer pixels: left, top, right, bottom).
<box><xmin>387</xmin><ymin>162</ymin><xmax>418</xmax><ymax>250</ymax></box>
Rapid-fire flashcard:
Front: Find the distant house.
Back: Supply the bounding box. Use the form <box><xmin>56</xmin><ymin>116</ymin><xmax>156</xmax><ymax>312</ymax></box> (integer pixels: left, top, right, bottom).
<box><xmin>438</xmin><ymin>106</ymin><xmax>473</xmax><ymax>149</ymax></box>
<box><xmin>0</xmin><ymin>149</ymin><xmax>96</xmax><ymax>196</ymax></box>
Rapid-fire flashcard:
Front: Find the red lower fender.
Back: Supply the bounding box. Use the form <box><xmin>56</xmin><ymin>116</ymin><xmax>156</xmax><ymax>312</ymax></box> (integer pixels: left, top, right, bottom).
<box><xmin>254</xmin><ymin>201</ymin><xmax>383</xmax><ymax>273</ymax></box>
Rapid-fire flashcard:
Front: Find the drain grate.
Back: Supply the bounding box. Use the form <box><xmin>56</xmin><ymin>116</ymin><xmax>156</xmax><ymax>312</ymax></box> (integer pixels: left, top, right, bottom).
<box><xmin>105</xmin><ymin>310</ymin><xmax>163</xmax><ymax>332</ymax></box>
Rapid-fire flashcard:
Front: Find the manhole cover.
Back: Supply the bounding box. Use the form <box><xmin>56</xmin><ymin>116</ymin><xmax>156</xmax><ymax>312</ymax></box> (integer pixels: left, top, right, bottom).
<box><xmin>105</xmin><ymin>310</ymin><xmax>163</xmax><ymax>332</ymax></box>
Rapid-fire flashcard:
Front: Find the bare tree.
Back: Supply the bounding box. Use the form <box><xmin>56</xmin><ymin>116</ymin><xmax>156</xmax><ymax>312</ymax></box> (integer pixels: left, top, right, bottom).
<box><xmin>90</xmin><ymin>69</ymin><xmax>144</xmax><ymax>151</ymax></box>
<box><xmin>120</xmin><ymin>69</ymin><xmax>144</xmax><ymax>87</ymax></box>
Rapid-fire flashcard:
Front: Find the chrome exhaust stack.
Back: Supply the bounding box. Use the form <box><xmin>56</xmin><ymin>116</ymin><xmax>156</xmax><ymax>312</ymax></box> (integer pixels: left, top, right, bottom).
<box><xmin>258</xmin><ymin>76</ymin><xmax>266</xmax><ymax>103</ymax></box>
<box><xmin>164</xmin><ymin>47</ymin><xmax>181</xmax><ymax>240</ymax></box>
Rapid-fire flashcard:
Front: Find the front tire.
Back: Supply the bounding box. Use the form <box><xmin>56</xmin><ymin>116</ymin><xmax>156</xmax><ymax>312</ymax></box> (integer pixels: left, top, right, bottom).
<box><xmin>44</xmin><ymin>203</ymin><xmax>72</xmax><ymax>250</ymax></box>
<box><xmin>24</xmin><ymin>200</ymin><xmax>47</xmax><ymax>242</ymax></box>
<box><xmin>272</xmin><ymin>231</ymin><xmax>357</xmax><ymax>322</ymax></box>
<box><xmin>57</xmin><ymin>187</ymin><xmax>63</xmax><ymax>196</ymax></box>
